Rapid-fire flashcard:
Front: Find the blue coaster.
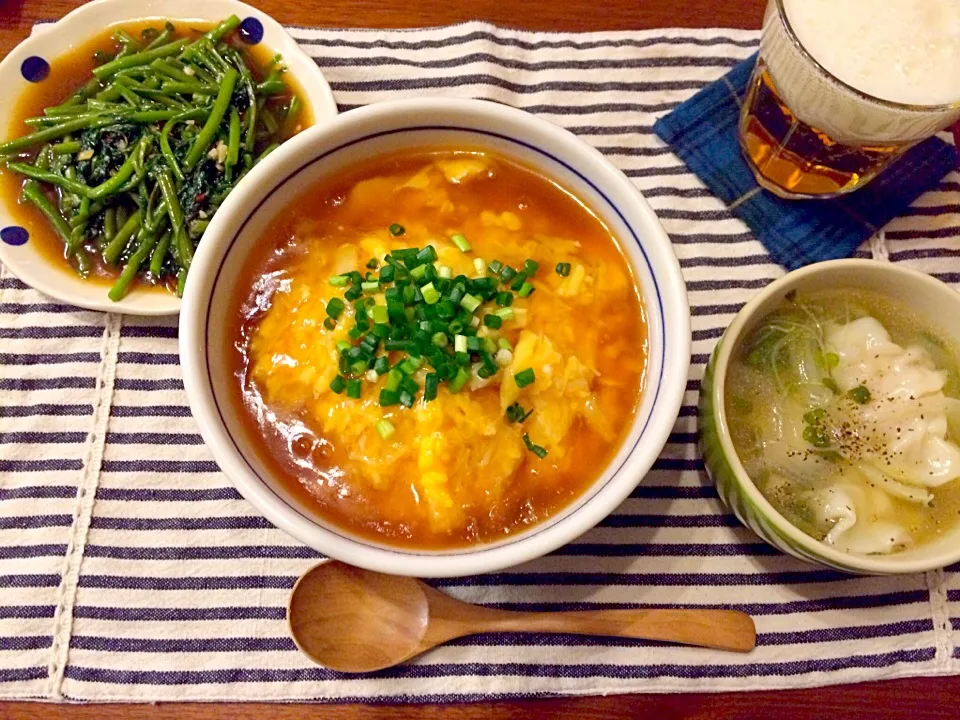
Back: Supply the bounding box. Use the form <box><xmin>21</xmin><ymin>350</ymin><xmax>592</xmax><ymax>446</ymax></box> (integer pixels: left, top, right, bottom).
<box><xmin>653</xmin><ymin>54</ymin><xmax>958</xmax><ymax>270</ymax></box>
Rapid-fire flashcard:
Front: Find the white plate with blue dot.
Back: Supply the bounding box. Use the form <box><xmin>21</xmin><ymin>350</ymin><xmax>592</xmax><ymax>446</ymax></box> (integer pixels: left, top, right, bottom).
<box><xmin>0</xmin><ymin>0</ymin><xmax>338</xmax><ymax>316</ymax></box>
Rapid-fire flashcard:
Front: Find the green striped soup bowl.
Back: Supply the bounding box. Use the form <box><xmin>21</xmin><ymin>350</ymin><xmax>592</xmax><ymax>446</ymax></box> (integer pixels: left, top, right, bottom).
<box><xmin>700</xmin><ymin>259</ymin><xmax>960</xmax><ymax>575</ymax></box>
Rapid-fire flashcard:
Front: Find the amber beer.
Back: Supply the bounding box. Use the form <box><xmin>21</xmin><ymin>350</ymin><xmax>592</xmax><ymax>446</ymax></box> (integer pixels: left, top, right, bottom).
<box><xmin>740</xmin><ymin>0</ymin><xmax>960</xmax><ymax>199</ymax></box>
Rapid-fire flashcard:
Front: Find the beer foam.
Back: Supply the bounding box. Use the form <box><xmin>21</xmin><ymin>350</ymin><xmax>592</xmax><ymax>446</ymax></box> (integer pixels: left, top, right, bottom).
<box><xmin>783</xmin><ymin>0</ymin><xmax>960</xmax><ymax>107</ymax></box>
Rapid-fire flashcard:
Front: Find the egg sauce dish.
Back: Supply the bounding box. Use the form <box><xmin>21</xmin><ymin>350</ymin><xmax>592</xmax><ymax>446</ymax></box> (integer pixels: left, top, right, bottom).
<box><xmin>225</xmin><ymin>148</ymin><xmax>649</xmax><ymax>548</ymax></box>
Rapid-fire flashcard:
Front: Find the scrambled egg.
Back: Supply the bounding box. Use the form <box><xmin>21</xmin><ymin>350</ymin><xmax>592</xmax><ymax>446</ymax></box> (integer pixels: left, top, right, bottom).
<box><xmin>247</xmin><ymin>153</ymin><xmax>644</xmax><ymax>538</ymax></box>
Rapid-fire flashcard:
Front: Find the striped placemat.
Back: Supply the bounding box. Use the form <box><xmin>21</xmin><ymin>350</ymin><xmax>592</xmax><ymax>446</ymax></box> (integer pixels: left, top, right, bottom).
<box><xmin>2</xmin><ymin>22</ymin><xmax>960</xmax><ymax>703</ymax></box>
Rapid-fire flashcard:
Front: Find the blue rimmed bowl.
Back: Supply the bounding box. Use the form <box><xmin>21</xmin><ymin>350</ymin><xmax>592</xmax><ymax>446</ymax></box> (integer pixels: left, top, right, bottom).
<box><xmin>0</xmin><ymin>0</ymin><xmax>337</xmax><ymax>315</ymax></box>
<box><xmin>179</xmin><ymin>98</ymin><xmax>691</xmax><ymax>577</ymax></box>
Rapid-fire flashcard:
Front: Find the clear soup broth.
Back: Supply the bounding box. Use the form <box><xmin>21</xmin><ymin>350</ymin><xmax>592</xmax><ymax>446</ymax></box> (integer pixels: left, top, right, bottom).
<box><xmin>727</xmin><ymin>288</ymin><xmax>960</xmax><ymax>555</ymax></box>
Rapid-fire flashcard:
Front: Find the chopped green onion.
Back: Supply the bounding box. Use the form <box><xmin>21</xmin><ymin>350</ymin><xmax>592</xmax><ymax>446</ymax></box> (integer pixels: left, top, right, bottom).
<box><xmin>326</xmin><ymin>297</ymin><xmax>345</xmax><ymax>319</ymax></box>
<box><xmin>424</xmin><ymin>373</ymin><xmax>439</xmax><ymax>401</ymax></box>
<box><xmin>470</xmin><ymin>277</ymin><xmax>497</xmax><ymax>292</ymax></box>
<box><xmin>400</xmin><ymin>376</ymin><xmax>419</xmax><ymax>395</ymax></box>
<box><xmin>522</xmin><ymin>433</ymin><xmax>548</xmax><ymax>459</ymax></box>
<box><xmin>398</xmin><ymin>356</ymin><xmax>423</xmax><ymax>375</ymax></box>
<box><xmin>802</xmin><ymin>424</ymin><xmax>830</xmax><ymax>448</ymax></box>
<box><xmin>848</xmin><ymin>385</ymin><xmax>871</xmax><ymax>404</ymax></box>
<box><xmin>555</xmin><ymin>262</ymin><xmax>571</xmax><ymax>277</ymax></box>
<box><xmin>460</xmin><ymin>293</ymin><xmax>481</xmax><ymax>313</ymax></box>
<box><xmin>385</xmin><ymin>369</ymin><xmax>403</xmax><ymax>392</ymax></box>
<box><xmin>410</xmin><ymin>264</ymin><xmax>428</xmax><ymax>282</ymax></box>
<box><xmin>514</xmin><ymin>368</ymin><xmax>536</xmax><ymax>388</ymax></box>
<box><xmin>379</xmin><ymin>389</ymin><xmax>400</xmax><ymax>406</ymax></box>
<box><xmin>372</xmin><ymin>305</ymin><xmax>389</xmax><ymax>324</ymax></box>
<box><xmin>375</xmin><ymin>418</ymin><xmax>395</xmax><ymax>439</ymax></box>
<box><xmin>449</xmin><ymin>366</ymin><xmax>470</xmax><ymax>393</ymax></box>
<box><xmin>421</xmin><ymin>282</ymin><xmax>440</xmax><ymax>305</ymax></box>
<box><xmin>346</xmin><ymin>378</ymin><xmax>362</xmax><ymax>399</ymax></box>
<box><xmin>506</xmin><ymin>402</ymin><xmax>532</xmax><ymax>423</ymax></box>
<box><xmin>483</xmin><ymin>314</ymin><xmax>502</xmax><ymax>329</ymax></box>
<box><xmin>451</xmin><ymin>232</ymin><xmax>471</xmax><ymax>252</ymax></box>
<box><xmin>323</xmin><ymin>243</ymin><xmax>557</xmax><ymax>408</ymax></box>
<box><xmin>323</xmin><ymin>317</ymin><xmax>337</xmax><ymax>330</ymax></box>
<box><xmin>510</xmin><ymin>272</ymin><xmax>527</xmax><ymax>292</ymax></box>
<box><xmin>329</xmin><ymin>375</ymin><xmax>347</xmax><ymax>394</ymax></box>
<box><xmin>389</xmin><ymin>223</ymin><xmax>405</xmax><ymax>236</ymax></box>
<box><xmin>416</xmin><ymin>245</ymin><xmax>438</xmax><ymax>265</ymax></box>
<box><xmin>385</xmin><ymin>338</ymin><xmax>410</xmax><ymax>352</ymax></box>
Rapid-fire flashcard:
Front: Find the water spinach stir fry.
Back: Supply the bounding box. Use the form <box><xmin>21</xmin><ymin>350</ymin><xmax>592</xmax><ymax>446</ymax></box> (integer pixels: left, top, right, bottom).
<box><xmin>0</xmin><ymin>16</ymin><xmax>303</xmax><ymax>300</ymax></box>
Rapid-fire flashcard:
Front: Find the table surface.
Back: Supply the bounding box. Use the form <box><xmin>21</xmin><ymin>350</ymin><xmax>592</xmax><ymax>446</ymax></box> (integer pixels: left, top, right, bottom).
<box><xmin>1</xmin><ymin>0</ymin><xmax>958</xmax><ymax>718</ymax></box>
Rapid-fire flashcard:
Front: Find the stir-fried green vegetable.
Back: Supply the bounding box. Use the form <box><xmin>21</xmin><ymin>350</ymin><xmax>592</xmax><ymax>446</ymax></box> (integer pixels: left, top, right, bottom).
<box><xmin>0</xmin><ymin>16</ymin><xmax>303</xmax><ymax>301</ymax></box>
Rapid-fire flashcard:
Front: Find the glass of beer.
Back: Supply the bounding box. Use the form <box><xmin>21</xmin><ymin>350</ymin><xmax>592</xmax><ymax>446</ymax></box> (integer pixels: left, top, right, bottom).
<box><xmin>740</xmin><ymin>0</ymin><xmax>960</xmax><ymax>199</ymax></box>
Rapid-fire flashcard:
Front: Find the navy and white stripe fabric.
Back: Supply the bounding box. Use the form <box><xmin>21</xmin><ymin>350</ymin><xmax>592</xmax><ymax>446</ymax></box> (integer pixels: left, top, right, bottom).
<box><xmin>2</xmin><ymin>23</ymin><xmax>960</xmax><ymax>703</ymax></box>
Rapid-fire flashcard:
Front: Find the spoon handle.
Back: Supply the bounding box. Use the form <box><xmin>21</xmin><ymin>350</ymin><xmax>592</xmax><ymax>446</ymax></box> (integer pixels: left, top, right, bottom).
<box><xmin>479</xmin><ymin>608</ymin><xmax>756</xmax><ymax>653</ymax></box>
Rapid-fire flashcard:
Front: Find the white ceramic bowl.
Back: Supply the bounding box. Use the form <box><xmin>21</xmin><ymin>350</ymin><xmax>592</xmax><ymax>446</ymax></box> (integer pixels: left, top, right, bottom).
<box><xmin>0</xmin><ymin>0</ymin><xmax>337</xmax><ymax>316</ymax></box>
<box><xmin>180</xmin><ymin>98</ymin><xmax>691</xmax><ymax>577</ymax></box>
<box><xmin>701</xmin><ymin>260</ymin><xmax>960</xmax><ymax>574</ymax></box>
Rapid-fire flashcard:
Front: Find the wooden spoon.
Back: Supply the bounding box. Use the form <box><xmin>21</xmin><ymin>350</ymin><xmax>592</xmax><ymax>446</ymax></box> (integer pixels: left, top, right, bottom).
<box><xmin>287</xmin><ymin>561</ymin><xmax>757</xmax><ymax>673</ymax></box>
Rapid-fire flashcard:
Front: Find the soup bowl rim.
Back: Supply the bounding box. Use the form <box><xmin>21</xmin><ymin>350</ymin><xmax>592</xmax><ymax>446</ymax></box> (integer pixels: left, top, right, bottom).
<box><xmin>705</xmin><ymin>258</ymin><xmax>960</xmax><ymax>574</ymax></box>
<box><xmin>179</xmin><ymin>96</ymin><xmax>691</xmax><ymax>577</ymax></box>
<box><xmin>0</xmin><ymin>0</ymin><xmax>338</xmax><ymax>316</ymax></box>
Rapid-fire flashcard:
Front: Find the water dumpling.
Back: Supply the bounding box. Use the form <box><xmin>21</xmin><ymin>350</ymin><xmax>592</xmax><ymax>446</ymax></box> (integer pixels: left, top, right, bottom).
<box><xmin>812</xmin><ymin>483</ymin><xmax>913</xmax><ymax>554</ymax></box>
<box><xmin>826</xmin><ymin>317</ymin><xmax>960</xmax><ymax>489</ymax></box>
<box><xmin>828</xmin><ymin>316</ymin><xmax>947</xmax><ymax>402</ymax></box>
